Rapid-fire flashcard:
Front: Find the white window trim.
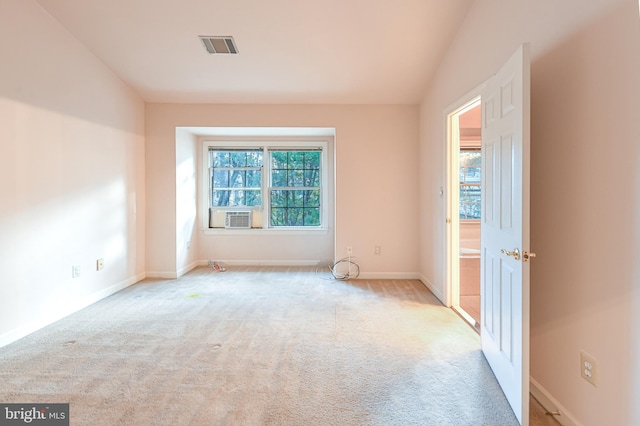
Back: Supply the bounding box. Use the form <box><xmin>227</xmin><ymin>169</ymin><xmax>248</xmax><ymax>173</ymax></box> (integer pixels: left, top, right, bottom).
<box><xmin>201</xmin><ymin>138</ymin><xmax>330</xmax><ymax>234</ymax></box>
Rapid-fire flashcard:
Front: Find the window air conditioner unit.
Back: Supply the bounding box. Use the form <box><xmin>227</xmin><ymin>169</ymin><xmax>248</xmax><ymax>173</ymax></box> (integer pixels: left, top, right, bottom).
<box><xmin>225</xmin><ymin>211</ymin><xmax>252</xmax><ymax>229</ymax></box>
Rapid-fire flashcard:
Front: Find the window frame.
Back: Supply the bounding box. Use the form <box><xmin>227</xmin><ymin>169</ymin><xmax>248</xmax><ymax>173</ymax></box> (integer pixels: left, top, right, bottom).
<box><xmin>202</xmin><ymin>139</ymin><xmax>329</xmax><ymax>233</ymax></box>
<box><xmin>459</xmin><ymin>148</ymin><xmax>482</xmax><ymax>221</ymax></box>
<box><xmin>209</xmin><ymin>148</ymin><xmax>264</xmax><ymax>210</ymax></box>
<box><xmin>268</xmin><ymin>148</ymin><xmax>323</xmax><ymax>228</ymax></box>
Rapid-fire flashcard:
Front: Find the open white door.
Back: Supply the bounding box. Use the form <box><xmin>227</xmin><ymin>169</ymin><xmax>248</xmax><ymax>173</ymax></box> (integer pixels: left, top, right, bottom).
<box><xmin>480</xmin><ymin>43</ymin><xmax>531</xmax><ymax>425</ymax></box>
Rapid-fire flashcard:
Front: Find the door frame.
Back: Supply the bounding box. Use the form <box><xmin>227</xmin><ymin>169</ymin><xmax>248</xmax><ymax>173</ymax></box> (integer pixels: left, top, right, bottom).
<box><xmin>444</xmin><ymin>84</ymin><xmax>485</xmax><ymax>309</ymax></box>
<box><xmin>443</xmin><ymin>44</ymin><xmax>531</xmax><ymax>425</ymax></box>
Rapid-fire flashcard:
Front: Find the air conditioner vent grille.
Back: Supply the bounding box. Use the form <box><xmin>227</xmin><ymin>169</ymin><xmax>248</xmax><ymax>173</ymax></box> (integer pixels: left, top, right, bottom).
<box><xmin>199</xmin><ymin>36</ymin><xmax>239</xmax><ymax>54</ymax></box>
<box><xmin>225</xmin><ymin>211</ymin><xmax>251</xmax><ymax>229</ymax></box>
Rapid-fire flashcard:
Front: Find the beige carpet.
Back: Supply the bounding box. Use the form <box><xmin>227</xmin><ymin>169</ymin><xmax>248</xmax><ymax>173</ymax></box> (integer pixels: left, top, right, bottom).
<box><xmin>0</xmin><ymin>266</ymin><xmax>556</xmax><ymax>425</ymax></box>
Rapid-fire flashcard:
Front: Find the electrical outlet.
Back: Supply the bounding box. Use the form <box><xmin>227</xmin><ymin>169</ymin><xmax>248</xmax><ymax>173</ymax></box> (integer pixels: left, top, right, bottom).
<box><xmin>374</xmin><ymin>245</ymin><xmax>381</xmax><ymax>255</ymax></box>
<box><xmin>97</xmin><ymin>258</ymin><xmax>105</xmax><ymax>271</ymax></box>
<box><xmin>580</xmin><ymin>351</ymin><xmax>598</xmax><ymax>387</ymax></box>
<box><xmin>72</xmin><ymin>265</ymin><xmax>81</xmax><ymax>278</ymax></box>
<box><xmin>347</xmin><ymin>246</ymin><xmax>353</xmax><ymax>255</ymax></box>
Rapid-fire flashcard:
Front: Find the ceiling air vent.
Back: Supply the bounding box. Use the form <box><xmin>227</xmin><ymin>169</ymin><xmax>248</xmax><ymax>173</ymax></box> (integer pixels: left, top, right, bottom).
<box><xmin>199</xmin><ymin>36</ymin><xmax>238</xmax><ymax>54</ymax></box>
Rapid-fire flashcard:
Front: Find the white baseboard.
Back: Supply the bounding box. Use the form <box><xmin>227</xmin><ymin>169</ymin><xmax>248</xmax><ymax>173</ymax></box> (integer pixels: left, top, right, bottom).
<box><xmin>418</xmin><ymin>273</ymin><xmax>445</xmax><ymax>304</ymax></box>
<box><xmin>145</xmin><ymin>271</ymin><xmax>178</xmax><ymax>279</ymax></box>
<box><xmin>195</xmin><ymin>261</ymin><xmax>422</xmax><ymax>280</ymax></box>
<box><xmin>0</xmin><ymin>272</ymin><xmax>145</xmax><ymax>349</ymax></box>
<box><xmin>530</xmin><ymin>377</ymin><xmax>582</xmax><ymax>426</ymax></box>
<box><xmin>357</xmin><ymin>272</ymin><xmax>421</xmax><ymax>280</ymax></box>
<box><xmin>176</xmin><ymin>261</ymin><xmax>199</xmax><ymax>278</ymax></box>
<box><xmin>199</xmin><ymin>259</ymin><xmax>325</xmax><ymax>267</ymax></box>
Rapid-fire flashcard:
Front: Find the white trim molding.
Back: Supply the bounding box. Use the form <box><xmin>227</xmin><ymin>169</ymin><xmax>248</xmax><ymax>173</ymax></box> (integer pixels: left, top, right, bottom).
<box><xmin>198</xmin><ymin>259</ymin><xmax>327</xmax><ymax>267</ymax></box>
<box><xmin>418</xmin><ymin>274</ymin><xmax>445</xmax><ymax>304</ymax></box>
<box><xmin>358</xmin><ymin>272</ymin><xmax>422</xmax><ymax>280</ymax></box>
<box><xmin>145</xmin><ymin>271</ymin><xmax>179</xmax><ymax>279</ymax></box>
<box><xmin>530</xmin><ymin>377</ymin><xmax>583</xmax><ymax>426</ymax></box>
<box><xmin>0</xmin><ymin>272</ymin><xmax>144</xmax><ymax>349</ymax></box>
<box><xmin>177</xmin><ymin>261</ymin><xmax>200</xmax><ymax>278</ymax></box>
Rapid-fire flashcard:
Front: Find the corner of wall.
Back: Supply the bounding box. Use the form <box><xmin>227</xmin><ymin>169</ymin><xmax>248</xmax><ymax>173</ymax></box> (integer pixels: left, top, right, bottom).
<box><xmin>530</xmin><ymin>377</ymin><xmax>582</xmax><ymax>426</ymax></box>
<box><xmin>418</xmin><ymin>274</ymin><xmax>445</xmax><ymax>305</ymax></box>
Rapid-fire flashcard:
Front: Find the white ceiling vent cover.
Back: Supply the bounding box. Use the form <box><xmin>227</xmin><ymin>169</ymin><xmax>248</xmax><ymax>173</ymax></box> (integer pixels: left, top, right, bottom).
<box><xmin>199</xmin><ymin>36</ymin><xmax>238</xmax><ymax>54</ymax></box>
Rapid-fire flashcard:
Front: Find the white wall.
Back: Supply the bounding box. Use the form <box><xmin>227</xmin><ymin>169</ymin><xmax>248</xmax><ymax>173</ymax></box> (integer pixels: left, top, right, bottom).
<box><xmin>0</xmin><ymin>0</ymin><xmax>146</xmax><ymax>346</ymax></box>
<box><xmin>176</xmin><ymin>128</ymin><xmax>198</xmax><ymax>276</ymax></box>
<box><xmin>459</xmin><ymin>221</ymin><xmax>480</xmax><ymax>251</ymax></box>
<box><xmin>195</xmin><ymin>131</ymin><xmax>336</xmax><ymax>267</ymax></box>
<box><xmin>419</xmin><ymin>0</ymin><xmax>640</xmax><ymax>424</ymax></box>
<box><xmin>146</xmin><ymin>104</ymin><xmax>419</xmax><ymax>278</ymax></box>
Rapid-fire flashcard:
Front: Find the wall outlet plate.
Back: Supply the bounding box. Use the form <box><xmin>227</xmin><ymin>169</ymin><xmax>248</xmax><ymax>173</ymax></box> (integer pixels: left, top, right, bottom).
<box><xmin>580</xmin><ymin>351</ymin><xmax>598</xmax><ymax>387</ymax></box>
<box><xmin>97</xmin><ymin>258</ymin><xmax>105</xmax><ymax>271</ymax></box>
<box><xmin>72</xmin><ymin>265</ymin><xmax>81</xmax><ymax>278</ymax></box>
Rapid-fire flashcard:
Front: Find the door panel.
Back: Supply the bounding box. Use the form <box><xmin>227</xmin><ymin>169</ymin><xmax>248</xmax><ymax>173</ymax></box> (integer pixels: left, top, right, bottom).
<box><xmin>501</xmin><ymin>135</ymin><xmax>514</xmax><ymax>230</ymax></box>
<box><xmin>481</xmin><ymin>43</ymin><xmax>531</xmax><ymax>426</ymax></box>
<box><xmin>500</xmin><ymin>260</ymin><xmax>514</xmax><ymax>362</ymax></box>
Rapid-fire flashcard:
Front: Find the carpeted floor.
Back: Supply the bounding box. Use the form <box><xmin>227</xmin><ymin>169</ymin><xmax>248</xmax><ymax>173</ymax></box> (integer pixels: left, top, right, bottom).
<box><xmin>0</xmin><ymin>266</ymin><xmax>557</xmax><ymax>425</ymax></box>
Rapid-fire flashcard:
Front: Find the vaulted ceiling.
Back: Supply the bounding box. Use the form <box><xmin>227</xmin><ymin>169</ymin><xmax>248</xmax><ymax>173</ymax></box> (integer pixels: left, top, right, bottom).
<box><xmin>36</xmin><ymin>0</ymin><xmax>473</xmax><ymax>104</ymax></box>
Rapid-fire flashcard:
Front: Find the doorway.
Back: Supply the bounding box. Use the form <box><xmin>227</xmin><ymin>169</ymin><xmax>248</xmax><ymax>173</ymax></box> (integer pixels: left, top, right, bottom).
<box><xmin>445</xmin><ymin>44</ymin><xmax>531</xmax><ymax>425</ymax></box>
<box><xmin>446</xmin><ymin>97</ymin><xmax>482</xmax><ymax>331</ymax></box>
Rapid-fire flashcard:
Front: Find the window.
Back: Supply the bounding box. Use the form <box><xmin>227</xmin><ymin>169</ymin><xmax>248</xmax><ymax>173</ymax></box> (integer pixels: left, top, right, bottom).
<box><xmin>459</xmin><ymin>149</ymin><xmax>481</xmax><ymax>220</ymax></box>
<box><xmin>210</xmin><ymin>149</ymin><xmax>263</xmax><ymax>207</ymax></box>
<box><xmin>270</xmin><ymin>150</ymin><xmax>321</xmax><ymax>226</ymax></box>
<box><xmin>206</xmin><ymin>141</ymin><xmax>327</xmax><ymax>230</ymax></box>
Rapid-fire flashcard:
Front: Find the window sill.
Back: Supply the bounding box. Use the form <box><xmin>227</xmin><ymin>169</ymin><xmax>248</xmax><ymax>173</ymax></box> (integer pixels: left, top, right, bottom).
<box><xmin>202</xmin><ymin>227</ymin><xmax>329</xmax><ymax>236</ymax></box>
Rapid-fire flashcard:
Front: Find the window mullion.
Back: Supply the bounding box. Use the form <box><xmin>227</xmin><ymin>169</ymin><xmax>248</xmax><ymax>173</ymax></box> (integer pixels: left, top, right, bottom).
<box><xmin>263</xmin><ymin>147</ymin><xmax>269</xmax><ymax>228</ymax></box>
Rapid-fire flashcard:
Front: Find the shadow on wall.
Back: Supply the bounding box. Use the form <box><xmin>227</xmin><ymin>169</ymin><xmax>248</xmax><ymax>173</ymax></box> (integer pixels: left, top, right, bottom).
<box><xmin>0</xmin><ymin>1</ymin><xmax>143</xmax><ymax>133</ymax></box>
<box><xmin>529</xmin><ymin>2</ymin><xmax>640</xmax><ymax>424</ymax></box>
